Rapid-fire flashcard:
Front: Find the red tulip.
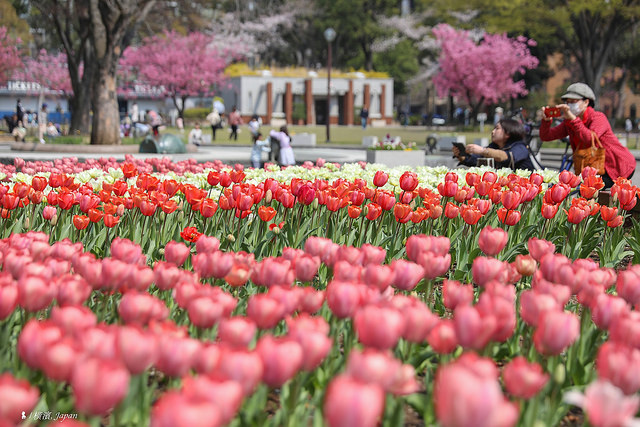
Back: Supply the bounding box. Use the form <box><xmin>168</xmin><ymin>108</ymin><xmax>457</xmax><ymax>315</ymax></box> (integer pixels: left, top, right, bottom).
<box><xmin>502</xmin><ymin>357</ymin><xmax>549</xmax><ymax>399</ymax></box>
<box><xmin>323</xmin><ymin>374</ymin><xmax>385</xmax><ymax>427</ymax></box>
<box><xmin>497</xmin><ymin>208</ymin><xmax>521</xmax><ymax>225</ymax></box>
<box><xmin>399</xmin><ymin>171</ymin><xmax>418</xmax><ymax>192</ymax></box>
<box><xmin>365</xmin><ymin>202</ymin><xmax>382</xmax><ymax>220</ymax></box>
<box><xmin>444</xmin><ymin>202</ymin><xmax>459</xmax><ymax>218</ymax></box>
<box><xmin>373</xmin><ymin>170</ymin><xmax>389</xmax><ymax>187</ymax></box>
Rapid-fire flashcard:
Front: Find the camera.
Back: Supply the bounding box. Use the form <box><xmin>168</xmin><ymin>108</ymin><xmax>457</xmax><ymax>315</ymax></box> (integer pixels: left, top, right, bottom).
<box><xmin>544</xmin><ymin>107</ymin><xmax>561</xmax><ymax>118</ymax></box>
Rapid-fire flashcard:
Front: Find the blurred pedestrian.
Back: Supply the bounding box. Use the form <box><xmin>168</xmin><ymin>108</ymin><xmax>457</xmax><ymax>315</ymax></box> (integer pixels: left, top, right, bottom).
<box><xmin>250</xmin><ymin>132</ymin><xmax>270</xmax><ymax>168</ymax></box>
<box><xmin>188</xmin><ymin>122</ymin><xmax>203</xmax><ymax>146</ymax></box>
<box><xmin>248</xmin><ymin>114</ymin><xmax>261</xmax><ymax>142</ymax></box>
<box><xmin>270</xmin><ymin>125</ymin><xmax>295</xmax><ymax>166</ymax></box>
<box><xmin>206</xmin><ymin>108</ymin><xmax>221</xmax><ymax>142</ymax></box>
<box><xmin>38</xmin><ymin>104</ymin><xmax>48</xmax><ymax>144</ymax></box>
<box><xmin>360</xmin><ymin>107</ymin><xmax>369</xmax><ymax>129</ymax></box>
<box><xmin>228</xmin><ymin>106</ymin><xmax>242</xmax><ymax>141</ymax></box>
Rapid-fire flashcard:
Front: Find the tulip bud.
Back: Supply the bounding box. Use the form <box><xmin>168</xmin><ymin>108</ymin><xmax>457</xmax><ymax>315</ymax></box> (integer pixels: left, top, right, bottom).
<box><xmin>265</xmin><ymin>190</ymin><xmax>273</xmax><ymax>204</ymax></box>
<box><xmin>533</xmin><ymin>421</ymin><xmax>546</xmax><ymax>427</ymax></box>
<box><xmin>177</xmin><ymin>210</ymin><xmax>184</xmax><ymax>222</ymax></box>
<box><xmin>553</xmin><ymin>363</ymin><xmax>565</xmax><ymax>384</ymax></box>
<box><xmin>227</xmin><ymin>234</ymin><xmax>236</xmax><ymax>243</ymax></box>
<box><xmin>312</xmin><ymin>198</ymin><xmax>319</xmax><ymax>209</ymax></box>
<box><xmin>51</xmin><ymin>214</ymin><xmax>58</xmax><ymax>225</ymax></box>
<box><xmin>409</xmin><ymin>199</ymin><xmax>415</xmax><ymax>209</ymax></box>
<box><xmin>24</xmin><ymin>217</ymin><xmax>30</xmax><ymax>229</ymax></box>
<box><xmin>272</xmin><ymin>227</ymin><xmax>281</xmax><ymax>235</ymax></box>
<box><xmin>362</xmin><ymin>205</ymin><xmax>369</xmax><ymax>217</ymax></box>
<box><xmin>116</xmin><ymin>204</ymin><xmax>125</xmax><ymax>216</ymax></box>
<box><xmin>158</xmin><ymin>248</ymin><xmax>165</xmax><ymax>256</ymax></box>
<box><xmin>178</xmin><ymin>201</ymin><xmax>184</xmax><ymax>211</ymax></box>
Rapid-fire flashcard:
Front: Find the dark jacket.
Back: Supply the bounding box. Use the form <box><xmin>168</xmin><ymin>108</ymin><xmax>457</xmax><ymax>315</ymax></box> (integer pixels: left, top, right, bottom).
<box><xmin>461</xmin><ymin>140</ymin><xmax>534</xmax><ymax>171</ymax></box>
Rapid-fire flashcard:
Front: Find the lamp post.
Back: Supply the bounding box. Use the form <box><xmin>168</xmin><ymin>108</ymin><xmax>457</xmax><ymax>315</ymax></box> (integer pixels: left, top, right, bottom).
<box><xmin>324</xmin><ymin>27</ymin><xmax>336</xmax><ymax>143</ymax></box>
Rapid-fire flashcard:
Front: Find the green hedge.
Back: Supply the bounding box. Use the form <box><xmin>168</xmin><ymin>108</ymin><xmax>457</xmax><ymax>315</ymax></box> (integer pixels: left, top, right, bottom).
<box><xmin>183</xmin><ymin>108</ymin><xmax>210</xmax><ymax>120</ymax></box>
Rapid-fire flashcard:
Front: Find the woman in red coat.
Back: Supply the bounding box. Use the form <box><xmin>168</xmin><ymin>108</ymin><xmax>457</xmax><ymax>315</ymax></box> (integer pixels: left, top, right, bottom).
<box><xmin>540</xmin><ymin>83</ymin><xmax>635</xmax><ymax>188</ymax></box>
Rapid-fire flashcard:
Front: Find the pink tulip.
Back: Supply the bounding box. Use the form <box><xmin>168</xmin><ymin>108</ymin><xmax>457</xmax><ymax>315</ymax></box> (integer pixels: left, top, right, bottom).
<box><xmin>442</xmin><ymin>279</ymin><xmax>474</xmax><ymax>310</ymax></box>
<box><xmin>41</xmin><ymin>337</ymin><xmax>80</xmax><ymax>382</ymax></box>
<box><xmin>267</xmin><ymin>285</ymin><xmax>302</xmax><ymax>316</ymax></box>
<box><xmin>155</xmin><ymin>335</ymin><xmax>201</xmax><ymax>377</ymax></box>
<box><xmin>527</xmin><ymin>237</ymin><xmax>555</xmax><ymax>262</ymax></box>
<box><xmin>354</xmin><ymin>304</ymin><xmax>405</xmax><ymax>349</ymax></box>
<box><xmin>360</xmin><ymin>243</ymin><xmax>386</xmax><ymax>265</ymax></box>
<box><xmin>99</xmin><ymin>258</ymin><xmax>130</xmax><ymax>291</ymax></box>
<box><xmin>592</xmin><ymin>294</ymin><xmax>630</xmax><ymax>331</ymax></box>
<box><xmin>454</xmin><ymin>305</ymin><xmax>497</xmax><ymax>350</ymax></box>
<box><xmin>17</xmin><ymin>273</ymin><xmax>56</xmax><ymax>312</ymax></box>
<box><xmin>609</xmin><ymin>311</ymin><xmax>640</xmax><ymax>349</ymax></box>
<box><xmin>401</xmin><ymin>299</ymin><xmax>439</xmax><ymax>342</ymax></box>
<box><xmin>192</xmin><ymin>251</ymin><xmax>233</xmax><ymax>279</ymax></box>
<box><xmin>323</xmin><ymin>374</ymin><xmax>385</xmax><ymax>427</ymax></box>
<box><xmin>387</xmin><ymin>364</ymin><xmax>420</xmax><ymax>396</ymax></box>
<box><xmin>153</xmin><ymin>261</ymin><xmax>183</xmax><ymax>291</ymax></box>
<box><xmin>56</xmin><ymin>274</ymin><xmax>91</xmax><ymax>306</ymax></box>
<box><xmin>42</xmin><ymin>205</ymin><xmax>57</xmax><ymax>220</ymax></box>
<box><xmin>390</xmin><ymin>259</ymin><xmax>425</xmax><ymax>291</ymax></box>
<box><xmin>0</xmin><ymin>373</ymin><xmax>40</xmax><ymax>423</ymax></box>
<box><xmin>304</xmin><ymin>236</ymin><xmax>335</xmax><ymax>263</ymax></box>
<box><xmin>79</xmin><ymin>324</ymin><xmax>118</xmax><ymax>360</ymax></box>
<box><xmin>195</xmin><ymin>235</ymin><xmax>220</xmax><ymax>254</ymax></box>
<box><xmin>0</xmin><ymin>280</ymin><xmax>17</xmax><ymax>320</ymax></box>
<box><xmin>416</xmin><ymin>251</ymin><xmax>452</xmax><ymax>280</ymax></box>
<box><xmin>294</xmin><ymin>253</ymin><xmax>321</xmax><ymax>282</ymax></box>
<box><xmin>256</xmin><ymin>335</ymin><xmax>303</xmax><ymax>387</ymax></box>
<box><xmin>616</xmin><ymin>266</ymin><xmax>640</xmax><ymax>306</ymax></box>
<box><xmin>246</xmin><ymin>294</ymin><xmax>285</xmax><ymax>329</ymax></box>
<box><xmin>478</xmin><ymin>226</ymin><xmax>508</xmax><ymax>256</ymax></box>
<box><xmin>116</xmin><ymin>325</ymin><xmax>159</xmax><ymax>375</ymax></box>
<box><xmin>435</xmin><ymin>354</ymin><xmax>518</xmax><ymax>427</ymax></box>
<box><xmin>251</xmin><ymin>257</ymin><xmax>294</xmax><ymax>287</ymax></box>
<box><xmin>533</xmin><ymin>310</ymin><xmax>580</xmax><ymax>356</ymax></box>
<box><xmin>193</xmin><ymin>343</ymin><xmax>222</xmax><ymax>375</ymax></box>
<box><xmin>50</xmin><ymin>305</ymin><xmax>97</xmax><ymax>336</ymax></box>
<box><xmin>361</xmin><ymin>264</ymin><xmax>394</xmax><ymax>291</ymax></box>
<box><xmin>427</xmin><ymin>319</ymin><xmax>458</xmax><ymax>354</ymax></box>
<box><xmin>110</xmin><ymin>237</ymin><xmax>144</xmax><ymax>265</ymax></box>
<box><xmin>471</xmin><ymin>257</ymin><xmax>509</xmax><ymax>287</ymax></box>
<box><xmin>333</xmin><ymin>260</ymin><xmax>362</xmax><ymax>282</ymax></box>
<box><xmin>326</xmin><ymin>280</ymin><xmax>362</xmax><ymax>319</ymax></box>
<box><xmin>151</xmin><ymin>391</ymin><xmax>222</xmax><ymax>427</ymax></box>
<box><xmin>345</xmin><ymin>348</ymin><xmax>409</xmax><ymax>392</ymax></box>
<box><xmin>565</xmin><ymin>380</ymin><xmax>640</xmax><ymax>427</ymax></box>
<box><xmin>214</xmin><ymin>348</ymin><xmax>264</xmax><ymax>395</ymax></box>
<box><xmin>596</xmin><ymin>342</ymin><xmax>640</xmax><ymax>395</ymax></box>
<box><xmin>187</xmin><ymin>295</ymin><xmax>225</xmax><ymax>329</ymax></box>
<box><xmin>298</xmin><ymin>287</ymin><xmax>325</xmax><ymax>314</ymax></box>
<box><xmin>164</xmin><ymin>241</ymin><xmax>190</xmax><ymax>266</ymax></box>
<box><xmin>182</xmin><ymin>376</ymin><xmax>244</xmax><ymax>425</ymax></box>
<box><xmin>71</xmin><ymin>356</ymin><xmax>130</xmax><ymax>416</ymax></box>
<box><xmin>514</xmin><ymin>254</ymin><xmax>536</xmax><ymax>276</ymax></box>
<box><xmin>502</xmin><ymin>356</ymin><xmax>549</xmax><ymax>399</ymax></box>
<box><xmin>519</xmin><ymin>290</ymin><xmax>561</xmax><ymax>327</ymax></box>
<box><xmin>118</xmin><ymin>291</ymin><xmax>169</xmax><ymax>326</ymax></box>
<box><xmin>286</xmin><ymin>315</ymin><xmax>332</xmax><ymax>371</ymax></box>
<box><xmin>530</xmin><ymin>271</ymin><xmax>572</xmax><ymax>306</ymax></box>
<box><xmin>218</xmin><ymin>317</ymin><xmax>257</xmax><ymax>348</ymax></box>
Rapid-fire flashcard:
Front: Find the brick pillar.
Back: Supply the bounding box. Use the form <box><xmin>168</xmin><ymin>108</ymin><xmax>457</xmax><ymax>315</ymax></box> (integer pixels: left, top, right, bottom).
<box><xmin>380</xmin><ymin>84</ymin><xmax>387</xmax><ymax>123</ymax></box>
<box><xmin>345</xmin><ymin>81</ymin><xmax>354</xmax><ymax>126</ymax></box>
<box><xmin>285</xmin><ymin>82</ymin><xmax>293</xmax><ymax>124</ymax></box>
<box><xmin>305</xmin><ymin>79</ymin><xmax>313</xmax><ymax>125</ymax></box>
<box><xmin>363</xmin><ymin>84</ymin><xmax>371</xmax><ymax>110</ymax></box>
<box><xmin>266</xmin><ymin>82</ymin><xmax>273</xmax><ymax>124</ymax></box>
<box><xmin>363</xmin><ymin>84</ymin><xmax>371</xmax><ymax>126</ymax></box>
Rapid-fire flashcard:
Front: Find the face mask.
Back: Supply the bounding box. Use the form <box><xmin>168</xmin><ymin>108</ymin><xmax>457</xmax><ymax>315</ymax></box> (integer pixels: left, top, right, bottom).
<box><xmin>568</xmin><ymin>102</ymin><xmax>583</xmax><ymax>116</ymax></box>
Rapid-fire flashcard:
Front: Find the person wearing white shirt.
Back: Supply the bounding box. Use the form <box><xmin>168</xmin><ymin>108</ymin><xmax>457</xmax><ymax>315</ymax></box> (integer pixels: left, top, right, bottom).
<box><xmin>188</xmin><ymin>122</ymin><xmax>204</xmax><ymax>146</ymax></box>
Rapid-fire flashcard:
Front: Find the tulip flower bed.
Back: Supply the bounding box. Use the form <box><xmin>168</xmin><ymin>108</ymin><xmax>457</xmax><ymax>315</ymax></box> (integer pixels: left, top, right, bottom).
<box><xmin>1</xmin><ymin>156</ymin><xmax>640</xmax><ymax>427</ymax></box>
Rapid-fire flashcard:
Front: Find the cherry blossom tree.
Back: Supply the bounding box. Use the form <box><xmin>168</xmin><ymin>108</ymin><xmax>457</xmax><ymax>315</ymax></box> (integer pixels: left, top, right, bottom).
<box><xmin>13</xmin><ymin>50</ymin><xmax>73</xmax><ymax>94</ymax></box>
<box><xmin>0</xmin><ymin>26</ymin><xmax>22</xmax><ymax>84</ymax></box>
<box><xmin>120</xmin><ymin>31</ymin><xmax>245</xmax><ymax>119</ymax></box>
<box><xmin>432</xmin><ymin>24</ymin><xmax>539</xmax><ymax>115</ymax></box>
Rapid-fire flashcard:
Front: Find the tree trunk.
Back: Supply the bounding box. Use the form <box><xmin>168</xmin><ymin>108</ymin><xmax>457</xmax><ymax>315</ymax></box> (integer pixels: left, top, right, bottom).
<box><xmin>90</xmin><ymin>68</ymin><xmax>121</xmax><ymax>145</ymax></box>
<box><xmin>68</xmin><ymin>87</ymin><xmax>92</xmax><ymax>134</ymax></box>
